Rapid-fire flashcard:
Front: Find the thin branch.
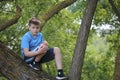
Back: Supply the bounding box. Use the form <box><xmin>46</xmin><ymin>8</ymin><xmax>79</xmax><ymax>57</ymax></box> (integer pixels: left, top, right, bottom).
<box><xmin>109</xmin><ymin>0</ymin><xmax>120</xmax><ymax>22</ymax></box>
<box><xmin>39</xmin><ymin>0</ymin><xmax>77</xmax><ymax>29</ymax></box>
<box><xmin>0</xmin><ymin>5</ymin><xmax>22</xmax><ymax>32</ymax></box>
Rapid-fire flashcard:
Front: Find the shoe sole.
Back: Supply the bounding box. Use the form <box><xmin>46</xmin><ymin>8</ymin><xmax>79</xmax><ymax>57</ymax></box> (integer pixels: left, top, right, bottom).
<box><xmin>56</xmin><ymin>76</ymin><xmax>67</xmax><ymax>80</ymax></box>
<box><xmin>28</xmin><ymin>64</ymin><xmax>40</xmax><ymax>70</ymax></box>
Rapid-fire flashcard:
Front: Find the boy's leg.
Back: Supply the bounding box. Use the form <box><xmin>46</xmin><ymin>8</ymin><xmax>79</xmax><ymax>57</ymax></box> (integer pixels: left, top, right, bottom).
<box><xmin>53</xmin><ymin>47</ymin><xmax>66</xmax><ymax>79</ymax></box>
<box><xmin>27</xmin><ymin>46</ymin><xmax>46</xmax><ymax>70</ymax></box>
<box><xmin>53</xmin><ymin>47</ymin><xmax>62</xmax><ymax>69</ymax></box>
<box><xmin>40</xmin><ymin>47</ymin><xmax>66</xmax><ymax>79</ymax></box>
<box><xmin>40</xmin><ymin>47</ymin><xmax>63</xmax><ymax>69</ymax></box>
<box><xmin>31</xmin><ymin>53</ymin><xmax>46</xmax><ymax>70</ymax></box>
<box><xmin>35</xmin><ymin>53</ymin><xmax>46</xmax><ymax>62</ymax></box>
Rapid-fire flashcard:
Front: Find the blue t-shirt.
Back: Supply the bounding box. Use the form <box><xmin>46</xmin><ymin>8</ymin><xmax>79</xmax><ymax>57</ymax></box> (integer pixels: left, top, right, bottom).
<box><xmin>21</xmin><ymin>31</ymin><xmax>44</xmax><ymax>58</ymax></box>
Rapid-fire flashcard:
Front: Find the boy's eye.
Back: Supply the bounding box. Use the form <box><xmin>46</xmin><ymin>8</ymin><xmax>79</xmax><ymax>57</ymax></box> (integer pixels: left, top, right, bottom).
<box><xmin>32</xmin><ymin>27</ymin><xmax>35</xmax><ymax>29</ymax></box>
<box><xmin>32</xmin><ymin>27</ymin><xmax>39</xmax><ymax>29</ymax></box>
<box><xmin>36</xmin><ymin>27</ymin><xmax>39</xmax><ymax>29</ymax></box>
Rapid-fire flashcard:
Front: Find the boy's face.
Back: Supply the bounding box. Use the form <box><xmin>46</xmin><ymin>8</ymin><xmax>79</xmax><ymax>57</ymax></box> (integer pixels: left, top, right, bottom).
<box><xmin>29</xmin><ymin>24</ymin><xmax>40</xmax><ymax>36</ymax></box>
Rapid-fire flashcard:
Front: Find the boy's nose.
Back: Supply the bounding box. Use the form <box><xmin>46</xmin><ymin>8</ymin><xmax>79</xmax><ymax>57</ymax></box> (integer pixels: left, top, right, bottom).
<box><xmin>34</xmin><ymin>28</ymin><xmax>37</xmax><ymax>31</ymax></box>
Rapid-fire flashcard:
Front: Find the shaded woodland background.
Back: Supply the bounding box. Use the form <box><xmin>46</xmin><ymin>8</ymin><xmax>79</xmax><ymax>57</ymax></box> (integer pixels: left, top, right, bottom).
<box><xmin>0</xmin><ymin>0</ymin><xmax>120</xmax><ymax>80</ymax></box>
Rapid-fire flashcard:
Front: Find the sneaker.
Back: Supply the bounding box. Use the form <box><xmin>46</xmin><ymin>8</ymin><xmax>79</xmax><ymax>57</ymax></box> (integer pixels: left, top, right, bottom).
<box><xmin>28</xmin><ymin>61</ymin><xmax>40</xmax><ymax>70</ymax></box>
<box><xmin>56</xmin><ymin>72</ymin><xmax>67</xmax><ymax>79</ymax></box>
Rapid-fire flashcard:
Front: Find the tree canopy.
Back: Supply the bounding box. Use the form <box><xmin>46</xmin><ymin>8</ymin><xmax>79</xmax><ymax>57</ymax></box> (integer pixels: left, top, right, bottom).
<box><xmin>0</xmin><ymin>0</ymin><xmax>120</xmax><ymax>80</ymax></box>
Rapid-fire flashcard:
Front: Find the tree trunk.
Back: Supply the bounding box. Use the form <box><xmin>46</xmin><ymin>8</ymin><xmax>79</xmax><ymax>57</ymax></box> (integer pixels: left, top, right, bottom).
<box><xmin>69</xmin><ymin>0</ymin><xmax>98</xmax><ymax>80</ymax></box>
<box><xmin>0</xmin><ymin>42</ymin><xmax>56</xmax><ymax>80</ymax></box>
<box><xmin>114</xmin><ymin>49</ymin><xmax>120</xmax><ymax>80</ymax></box>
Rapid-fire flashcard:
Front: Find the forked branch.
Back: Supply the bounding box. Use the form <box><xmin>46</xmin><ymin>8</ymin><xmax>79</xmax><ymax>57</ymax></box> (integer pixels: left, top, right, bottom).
<box><xmin>0</xmin><ymin>5</ymin><xmax>22</xmax><ymax>32</ymax></box>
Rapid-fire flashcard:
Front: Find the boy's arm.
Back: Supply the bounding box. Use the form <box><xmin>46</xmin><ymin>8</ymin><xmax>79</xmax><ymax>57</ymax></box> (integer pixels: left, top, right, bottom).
<box><xmin>43</xmin><ymin>40</ymin><xmax>49</xmax><ymax>46</ymax></box>
<box><xmin>41</xmin><ymin>41</ymin><xmax>49</xmax><ymax>51</ymax></box>
<box><xmin>24</xmin><ymin>47</ymin><xmax>46</xmax><ymax>57</ymax></box>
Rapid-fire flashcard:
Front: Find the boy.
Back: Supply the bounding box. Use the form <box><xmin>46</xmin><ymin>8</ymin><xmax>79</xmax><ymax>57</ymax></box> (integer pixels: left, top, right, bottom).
<box><xmin>21</xmin><ymin>17</ymin><xmax>66</xmax><ymax>79</ymax></box>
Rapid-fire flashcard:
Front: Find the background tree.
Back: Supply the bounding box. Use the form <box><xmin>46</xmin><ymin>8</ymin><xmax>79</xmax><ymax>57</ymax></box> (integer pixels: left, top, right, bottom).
<box><xmin>69</xmin><ymin>0</ymin><xmax>98</xmax><ymax>80</ymax></box>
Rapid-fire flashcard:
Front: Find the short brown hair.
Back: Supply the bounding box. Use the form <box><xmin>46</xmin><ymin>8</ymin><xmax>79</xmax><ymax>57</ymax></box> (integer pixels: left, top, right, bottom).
<box><xmin>28</xmin><ymin>17</ymin><xmax>41</xmax><ymax>26</ymax></box>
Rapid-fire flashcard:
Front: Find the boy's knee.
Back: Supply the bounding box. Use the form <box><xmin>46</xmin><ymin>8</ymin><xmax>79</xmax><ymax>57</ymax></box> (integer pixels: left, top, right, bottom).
<box><xmin>54</xmin><ymin>47</ymin><xmax>60</xmax><ymax>51</ymax></box>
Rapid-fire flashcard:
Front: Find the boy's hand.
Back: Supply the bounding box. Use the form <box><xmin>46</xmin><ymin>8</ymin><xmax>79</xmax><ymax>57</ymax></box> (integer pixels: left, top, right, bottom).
<box><xmin>37</xmin><ymin>44</ymin><xmax>48</xmax><ymax>54</ymax></box>
<box><xmin>40</xmin><ymin>43</ymin><xmax>49</xmax><ymax>51</ymax></box>
<box><xmin>43</xmin><ymin>41</ymin><xmax>49</xmax><ymax>46</ymax></box>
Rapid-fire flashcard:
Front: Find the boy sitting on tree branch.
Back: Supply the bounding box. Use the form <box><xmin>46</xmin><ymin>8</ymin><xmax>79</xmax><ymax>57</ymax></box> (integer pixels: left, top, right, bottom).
<box><xmin>21</xmin><ymin>17</ymin><xmax>66</xmax><ymax>79</ymax></box>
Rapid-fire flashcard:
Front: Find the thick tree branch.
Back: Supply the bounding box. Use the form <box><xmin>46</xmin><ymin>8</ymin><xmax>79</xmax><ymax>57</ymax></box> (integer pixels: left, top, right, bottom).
<box><xmin>39</xmin><ymin>0</ymin><xmax>77</xmax><ymax>29</ymax></box>
<box><xmin>109</xmin><ymin>0</ymin><xmax>120</xmax><ymax>21</ymax></box>
<box><xmin>0</xmin><ymin>42</ymin><xmax>55</xmax><ymax>80</ymax></box>
<box><xmin>0</xmin><ymin>5</ymin><xmax>22</xmax><ymax>32</ymax></box>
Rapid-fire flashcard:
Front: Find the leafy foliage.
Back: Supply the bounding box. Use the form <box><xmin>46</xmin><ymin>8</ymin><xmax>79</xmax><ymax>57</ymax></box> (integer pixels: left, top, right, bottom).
<box><xmin>0</xmin><ymin>0</ymin><xmax>120</xmax><ymax>80</ymax></box>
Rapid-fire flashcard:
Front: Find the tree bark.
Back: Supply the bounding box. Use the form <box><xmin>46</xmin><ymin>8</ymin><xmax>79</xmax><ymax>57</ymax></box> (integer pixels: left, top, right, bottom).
<box><xmin>0</xmin><ymin>42</ymin><xmax>56</xmax><ymax>80</ymax></box>
<box><xmin>69</xmin><ymin>0</ymin><xmax>98</xmax><ymax>80</ymax></box>
<box><xmin>113</xmin><ymin>49</ymin><xmax>120</xmax><ymax>80</ymax></box>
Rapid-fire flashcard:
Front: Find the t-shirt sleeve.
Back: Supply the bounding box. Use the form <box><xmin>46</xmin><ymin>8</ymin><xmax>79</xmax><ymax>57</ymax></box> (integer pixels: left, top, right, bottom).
<box><xmin>42</xmin><ymin>34</ymin><xmax>44</xmax><ymax>42</ymax></box>
<box><xmin>21</xmin><ymin>35</ymin><xmax>30</xmax><ymax>49</ymax></box>
<box><xmin>40</xmin><ymin>33</ymin><xmax>44</xmax><ymax>42</ymax></box>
